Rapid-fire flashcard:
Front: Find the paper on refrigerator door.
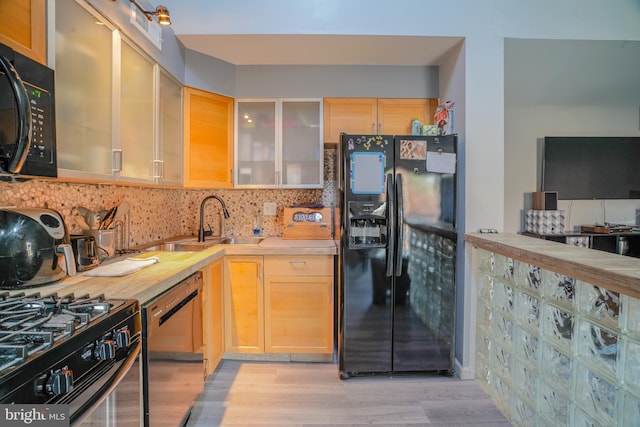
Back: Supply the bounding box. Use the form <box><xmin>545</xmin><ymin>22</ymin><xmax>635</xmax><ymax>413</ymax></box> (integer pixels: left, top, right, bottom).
<box><xmin>350</xmin><ymin>152</ymin><xmax>385</xmax><ymax>194</ymax></box>
<box><xmin>426</xmin><ymin>151</ymin><xmax>456</xmax><ymax>174</ymax></box>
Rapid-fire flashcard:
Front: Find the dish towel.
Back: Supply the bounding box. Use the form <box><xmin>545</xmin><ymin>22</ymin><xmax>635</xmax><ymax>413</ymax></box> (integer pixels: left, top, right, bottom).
<box><xmin>85</xmin><ymin>256</ymin><xmax>160</xmax><ymax>277</ymax></box>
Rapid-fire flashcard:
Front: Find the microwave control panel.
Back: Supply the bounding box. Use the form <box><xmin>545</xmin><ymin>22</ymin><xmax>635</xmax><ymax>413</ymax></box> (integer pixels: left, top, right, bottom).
<box><xmin>25</xmin><ymin>82</ymin><xmax>54</xmax><ymax>165</ymax></box>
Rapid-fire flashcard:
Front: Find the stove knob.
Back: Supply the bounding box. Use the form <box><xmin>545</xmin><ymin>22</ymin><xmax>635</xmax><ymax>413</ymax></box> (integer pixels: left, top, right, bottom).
<box><xmin>45</xmin><ymin>369</ymin><xmax>74</xmax><ymax>396</ymax></box>
<box><xmin>115</xmin><ymin>329</ymin><xmax>131</xmax><ymax>348</ymax></box>
<box><xmin>95</xmin><ymin>340</ymin><xmax>116</xmax><ymax>360</ymax></box>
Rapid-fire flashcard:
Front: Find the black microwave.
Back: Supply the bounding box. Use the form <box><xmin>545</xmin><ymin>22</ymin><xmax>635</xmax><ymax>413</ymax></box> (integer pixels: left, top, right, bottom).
<box><xmin>0</xmin><ymin>42</ymin><xmax>57</xmax><ymax>178</ymax></box>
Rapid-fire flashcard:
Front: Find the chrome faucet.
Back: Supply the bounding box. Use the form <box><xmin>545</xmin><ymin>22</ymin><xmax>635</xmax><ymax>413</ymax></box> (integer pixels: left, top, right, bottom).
<box><xmin>198</xmin><ymin>195</ymin><xmax>230</xmax><ymax>242</ymax></box>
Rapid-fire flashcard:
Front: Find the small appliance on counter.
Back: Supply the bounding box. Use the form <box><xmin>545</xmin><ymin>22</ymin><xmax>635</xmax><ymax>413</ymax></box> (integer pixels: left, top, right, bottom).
<box><xmin>282</xmin><ymin>205</ymin><xmax>333</xmax><ymax>239</ymax></box>
<box><xmin>0</xmin><ymin>207</ymin><xmax>75</xmax><ymax>289</ymax></box>
<box><xmin>70</xmin><ymin>234</ymin><xmax>100</xmax><ymax>271</ymax></box>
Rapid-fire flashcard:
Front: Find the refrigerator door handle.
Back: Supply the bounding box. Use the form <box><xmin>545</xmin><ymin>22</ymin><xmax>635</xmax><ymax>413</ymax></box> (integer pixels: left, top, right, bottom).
<box><xmin>395</xmin><ymin>173</ymin><xmax>404</xmax><ymax>277</ymax></box>
<box><xmin>385</xmin><ymin>173</ymin><xmax>395</xmax><ymax>277</ymax></box>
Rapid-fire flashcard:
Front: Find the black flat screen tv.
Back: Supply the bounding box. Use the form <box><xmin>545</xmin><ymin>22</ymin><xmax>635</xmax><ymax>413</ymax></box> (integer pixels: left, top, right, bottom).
<box><xmin>542</xmin><ymin>136</ymin><xmax>640</xmax><ymax>200</ymax></box>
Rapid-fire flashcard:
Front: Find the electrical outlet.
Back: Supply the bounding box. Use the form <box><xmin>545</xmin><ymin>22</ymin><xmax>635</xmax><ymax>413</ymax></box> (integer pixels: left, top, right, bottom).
<box><xmin>264</xmin><ymin>202</ymin><xmax>277</xmax><ymax>216</ymax></box>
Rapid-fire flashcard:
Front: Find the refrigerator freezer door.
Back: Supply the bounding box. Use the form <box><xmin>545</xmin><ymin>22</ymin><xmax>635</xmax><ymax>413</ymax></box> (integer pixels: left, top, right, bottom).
<box><xmin>340</xmin><ymin>247</ymin><xmax>392</xmax><ymax>376</ymax></box>
<box><xmin>340</xmin><ymin>134</ymin><xmax>395</xmax><ymax>376</ymax></box>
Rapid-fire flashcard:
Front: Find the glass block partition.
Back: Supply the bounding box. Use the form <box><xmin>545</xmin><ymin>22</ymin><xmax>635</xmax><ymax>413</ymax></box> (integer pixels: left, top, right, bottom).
<box><xmin>407</xmin><ymin>227</ymin><xmax>456</xmax><ymax>352</ymax></box>
<box><xmin>474</xmin><ymin>247</ymin><xmax>640</xmax><ymax>427</ymax></box>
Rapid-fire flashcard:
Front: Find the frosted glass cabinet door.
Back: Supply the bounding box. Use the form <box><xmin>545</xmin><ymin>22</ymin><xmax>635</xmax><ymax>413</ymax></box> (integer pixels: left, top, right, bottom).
<box><xmin>120</xmin><ymin>42</ymin><xmax>154</xmax><ymax>180</ymax></box>
<box><xmin>157</xmin><ymin>71</ymin><xmax>182</xmax><ymax>184</ymax></box>
<box><xmin>281</xmin><ymin>101</ymin><xmax>322</xmax><ymax>187</ymax></box>
<box><xmin>236</xmin><ymin>101</ymin><xmax>277</xmax><ymax>186</ymax></box>
<box><xmin>55</xmin><ymin>0</ymin><xmax>113</xmax><ymax>175</ymax></box>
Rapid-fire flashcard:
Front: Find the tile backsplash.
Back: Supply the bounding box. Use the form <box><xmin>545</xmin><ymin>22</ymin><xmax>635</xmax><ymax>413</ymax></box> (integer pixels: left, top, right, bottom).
<box><xmin>0</xmin><ymin>148</ymin><xmax>338</xmax><ymax>247</ymax></box>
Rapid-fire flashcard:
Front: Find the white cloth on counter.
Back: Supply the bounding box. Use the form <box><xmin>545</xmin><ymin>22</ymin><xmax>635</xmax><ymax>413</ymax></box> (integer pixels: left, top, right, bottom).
<box><xmin>84</xmin><ymin>256</ymin><xmax>160</xmax><ymax>277</ymax></box>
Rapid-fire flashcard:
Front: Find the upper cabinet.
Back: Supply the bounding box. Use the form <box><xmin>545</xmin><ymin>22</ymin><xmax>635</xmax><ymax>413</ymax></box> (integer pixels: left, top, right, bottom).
<box><xmin>157</xmin><ymin>72</ymin><xmax>183</xmax><ymax>184</ymax></box>
<box><xmin>0</xmin><ymin>0</ymin><xmax>46</xmax><ymax>64</ymax></box>
<box><xmin>235</xmin><ymin>99</ymin><xmax>323</xmax><ymax>188</ymax></box>
<box><xmin>55</xmin><ymin>0</ymin><xmax>182</xmax><ymax>185</ymax></box>
<box><xmin>183</xmin><ymin>87</ymin><xmax>234</xmax><ymax>188</ymax></box>
<box><xmin>323</xmin><ymin>98</ymin><xmax>439</xmax><ymax>144</ymax></box>
<box><xmin>55</xmin><ymin>0</ymin><xmax>113</xmax><ymax>177</ymax></box>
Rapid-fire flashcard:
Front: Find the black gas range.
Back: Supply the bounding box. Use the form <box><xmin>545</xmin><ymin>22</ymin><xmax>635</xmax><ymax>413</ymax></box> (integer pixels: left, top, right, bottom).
<box><xmin>0</xmin><ymin>291</ymin><xmax>141</xmax><ymax>425</ymax></box>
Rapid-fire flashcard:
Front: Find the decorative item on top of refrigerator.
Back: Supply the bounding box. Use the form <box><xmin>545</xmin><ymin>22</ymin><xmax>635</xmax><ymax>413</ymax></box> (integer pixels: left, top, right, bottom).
<box><xmin>434</xmin><ymin>100</ymin><xmax>454</xmax><ymax>136</ymax></box>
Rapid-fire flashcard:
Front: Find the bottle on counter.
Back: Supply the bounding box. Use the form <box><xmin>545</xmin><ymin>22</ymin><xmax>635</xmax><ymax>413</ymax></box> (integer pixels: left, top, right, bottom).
<box><xmin>253</xmin><ymin>211</ymin><xmax>263</xmax><ymax>236</ymax></box>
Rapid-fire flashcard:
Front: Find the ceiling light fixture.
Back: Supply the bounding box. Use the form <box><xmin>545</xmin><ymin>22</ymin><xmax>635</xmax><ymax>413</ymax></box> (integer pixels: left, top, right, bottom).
<box><xmin>129</xmin><ymin>0</ymin><xmax>172</xmax><ymax>25</ymax></box>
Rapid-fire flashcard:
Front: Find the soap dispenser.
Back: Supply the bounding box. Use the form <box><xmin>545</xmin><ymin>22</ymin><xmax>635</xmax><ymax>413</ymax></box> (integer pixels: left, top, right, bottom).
<box><xmin>253</xmin><ymin>211</ymin><xmax>263</xmax><ymax>236</ymax></box>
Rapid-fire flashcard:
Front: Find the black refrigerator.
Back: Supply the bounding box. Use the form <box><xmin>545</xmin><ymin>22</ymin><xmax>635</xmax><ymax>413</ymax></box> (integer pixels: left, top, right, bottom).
<box><xmin>339</xmin><ymin>133</ymin><xmax>457</xmax><ymax>378</ymax></box>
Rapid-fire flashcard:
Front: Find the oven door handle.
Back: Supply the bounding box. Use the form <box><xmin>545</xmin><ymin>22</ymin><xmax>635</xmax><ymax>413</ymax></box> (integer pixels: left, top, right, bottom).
<box><xmin>0</xmin><ymin>55</ymin><xmax>32</xmax><ymax>173</ymax></box>
<box><xmin>70</xmin><ymin>339</ymin><xmax>141</xmax><ymax>426</ymax></box>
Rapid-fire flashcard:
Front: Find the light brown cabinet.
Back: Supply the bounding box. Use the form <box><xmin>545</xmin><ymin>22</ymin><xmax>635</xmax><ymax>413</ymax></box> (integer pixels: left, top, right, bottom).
<box><xmin>0</xmin><ymin>0</ymin><xmax>46</xmax><ymax>64</ymax></box>
<box><xmin>323</xmin><ymin>98</ymin><xmax>439</xmax><ymax>144</ymax></box>
<box><xmin>202</xmin><ymin>259</ymin><xmax>224</xmax><ymax>377</ymax></box>
<box><xmin>223</xmin><ymin>254</ymin><xmax>335</xmax><ymax>356</ymax></box>
<box><xmin>223</xmin><ymin>256</ymin><xmax>264</xmax><ymax>353</ymax></box>
<box><xmin>264</xmin><ymin>255</ymin><xmax>334</xmax><ymax>354</ymax></box>
<box><xmin>183</xmin><ymin>87</ymin><xmax>234</xmax><ymax>188</ymax></box>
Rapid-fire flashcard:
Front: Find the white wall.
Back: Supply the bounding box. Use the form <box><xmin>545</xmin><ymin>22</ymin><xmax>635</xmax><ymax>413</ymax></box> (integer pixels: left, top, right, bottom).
<box><xmin>234</xmin><ymin>65</ymin><xmax>439</xmax><ymax>98</ymax></box>
<box><xmin>504</xmin><ymin>39</ymin><xmax>640</xmax><ymax>233</ymax></box>
<box><xmin>437</xmin><ymin>42</ymin><xmax>470</xmax><ymax>376</ymax></box>
<box><xmin>184</xmin><ymin>49</ymin><xmax>236</xmax><ymax>97</ymax></box>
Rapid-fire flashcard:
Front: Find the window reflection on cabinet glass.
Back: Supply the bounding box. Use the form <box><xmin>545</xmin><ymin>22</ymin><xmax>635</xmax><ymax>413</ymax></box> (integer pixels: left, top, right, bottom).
<box><xmin>281</xmin><ymin>101</ymin><xmax>320</xmax><ymax>185</ymax></box>
<box><xmin>120</xmin><ymin>42</ymin><xmax>154</xmax><ymax>179</ymax></box>
<box><xmin>55</xmin><ymin>0</ymin><xmax>112</xmax><ymax>174</ymax></box>
<box><xmin>236</xmin><ymin>102</ymin><xmax>276</xmax><ymax>186</ymax></box>
<box><xmin>158</xmin><ymin>72</ymin><xmax>182</xmax><ymax>184</ymax></box>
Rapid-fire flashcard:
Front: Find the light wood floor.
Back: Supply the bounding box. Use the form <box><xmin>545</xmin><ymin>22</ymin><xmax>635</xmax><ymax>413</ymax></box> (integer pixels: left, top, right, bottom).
<box><xmin>186</xmin><ymin>360</ymin><xmax>512</xmax><ymax>426</ymax></box>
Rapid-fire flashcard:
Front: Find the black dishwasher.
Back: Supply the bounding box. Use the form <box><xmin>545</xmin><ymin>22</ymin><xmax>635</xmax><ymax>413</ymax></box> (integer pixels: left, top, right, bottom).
<box><xmin>142</xmin><ymin>272</ymin><xmax>204</xmax><ymax>427</ymax></box>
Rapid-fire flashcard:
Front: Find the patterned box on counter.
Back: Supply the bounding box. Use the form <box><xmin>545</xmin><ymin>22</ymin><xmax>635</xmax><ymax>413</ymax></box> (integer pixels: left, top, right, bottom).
<box><xmin>566</xmin><ymin>236</ymin><xmax>590</xmax><ymax>248</ymax></box>
<box><xmin>525</xmin><ymin>209</ymin><xmax>565</xmax><ymax>234</ymax></box>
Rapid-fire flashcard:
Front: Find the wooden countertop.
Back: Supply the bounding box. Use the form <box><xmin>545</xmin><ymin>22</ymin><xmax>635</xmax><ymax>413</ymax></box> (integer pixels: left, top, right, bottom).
<box><xmin>465</xmin><ymin>232</ymin><xmax>640</xmax><ymax>299</ymax></box>
<box><xmin>9</xmin><ymin>238</ymin><xmax>337</xmax><ymax>305</ymax></box>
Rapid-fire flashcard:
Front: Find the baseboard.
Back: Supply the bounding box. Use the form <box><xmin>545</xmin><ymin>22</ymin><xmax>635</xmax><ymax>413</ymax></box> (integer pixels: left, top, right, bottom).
<box><xmin>223</xmin><ymin>352</ymin><xmax>332</xmax><ymax>363</ymax></box>
<box><xmin>455</xmin><ymin>358</ymin><xmax>475</xmax><ymax>380</ymax></box>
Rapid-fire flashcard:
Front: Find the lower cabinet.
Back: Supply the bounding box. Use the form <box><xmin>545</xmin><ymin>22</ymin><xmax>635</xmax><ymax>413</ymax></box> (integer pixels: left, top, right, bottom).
<box><xmin>264</xmin><ymin>256</ymin><xmax>334</xmax><ymax>354</ymax></box>
<box><xmin>201</xmin><ymin>259</ymin><xmax>224</xmax><ymax>376</ymax></box>
<box><xmin>223</xmin><ymin>255</ymin><xmax>334</xmax><ymax>355</ymax></box>
<box><xmin>223</xmin><ymin>256</ymin><xmax>264</xmax><ymax>353</ymax></box>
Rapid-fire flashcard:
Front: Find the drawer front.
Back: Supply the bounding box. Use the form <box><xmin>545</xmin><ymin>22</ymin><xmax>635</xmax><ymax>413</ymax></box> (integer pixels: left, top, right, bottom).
<box><xmin>264</xmin><ymin>255</ymin><xmax>333</xmax><ymax>276</ymax></box>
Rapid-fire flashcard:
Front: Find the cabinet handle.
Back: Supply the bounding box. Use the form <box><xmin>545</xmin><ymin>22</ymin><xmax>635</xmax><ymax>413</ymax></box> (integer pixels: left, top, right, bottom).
<box><xmin>289</xmin><ymin>261</ymin><xmax>306</xmax><ymax>265</ymax></box>
<box><xmin>112</xmin><ymin>149</ymin><xmax>122</xmax><ymax>173</ymax></box>
<box><xmin>152</xmin><ymin>160</ymin><xmax>164</xmax><ymax>180</ymax></box>
<box><xmin>230</xmin><ymin>168</ymin><xmax>233</xmax><ymax>183</ymax></box>
<box><xmin>258</xmin><ymin>264</ymin><xmax>262</xmax><ymax>279</ymax></box>
<box><xmin>379</xmin><ymin>123</ymin><xmax>383</xmax><ymax>134</ymax></box>
<box><xmin>372</xmin><ymin>123</ymin><xmax>376</xmax><ymax>133</ymax></box>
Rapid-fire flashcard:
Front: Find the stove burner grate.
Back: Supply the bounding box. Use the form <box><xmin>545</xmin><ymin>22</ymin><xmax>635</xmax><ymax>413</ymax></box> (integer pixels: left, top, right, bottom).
<box><xmin>0</xmin><ymin>292</ymin><xmax>118</xmax><ymax>371</ymax></box>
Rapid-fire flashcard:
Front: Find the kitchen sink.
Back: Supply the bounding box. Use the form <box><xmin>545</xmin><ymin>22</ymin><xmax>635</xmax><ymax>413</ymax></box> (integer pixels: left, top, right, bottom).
<box><xmin>142</xmin><ymin>241</ymin><xmax>218</xmax><ymax>252</ymax></box>
<box><xmin>220</xmin><ymin>236</ymin><xmax>265</xmax><ymax>245</ymax></box>
<box><xmin>142</xmin><ymin>236</ymin><xmax>264</xmax><ymax>252</ymax></box>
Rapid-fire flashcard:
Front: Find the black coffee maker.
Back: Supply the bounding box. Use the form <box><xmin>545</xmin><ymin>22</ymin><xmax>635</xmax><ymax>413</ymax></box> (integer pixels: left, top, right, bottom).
<box><xmin>0</xmin><ymin>207</ymin><xmax>76</xmax><ymax>288</ymax></box>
